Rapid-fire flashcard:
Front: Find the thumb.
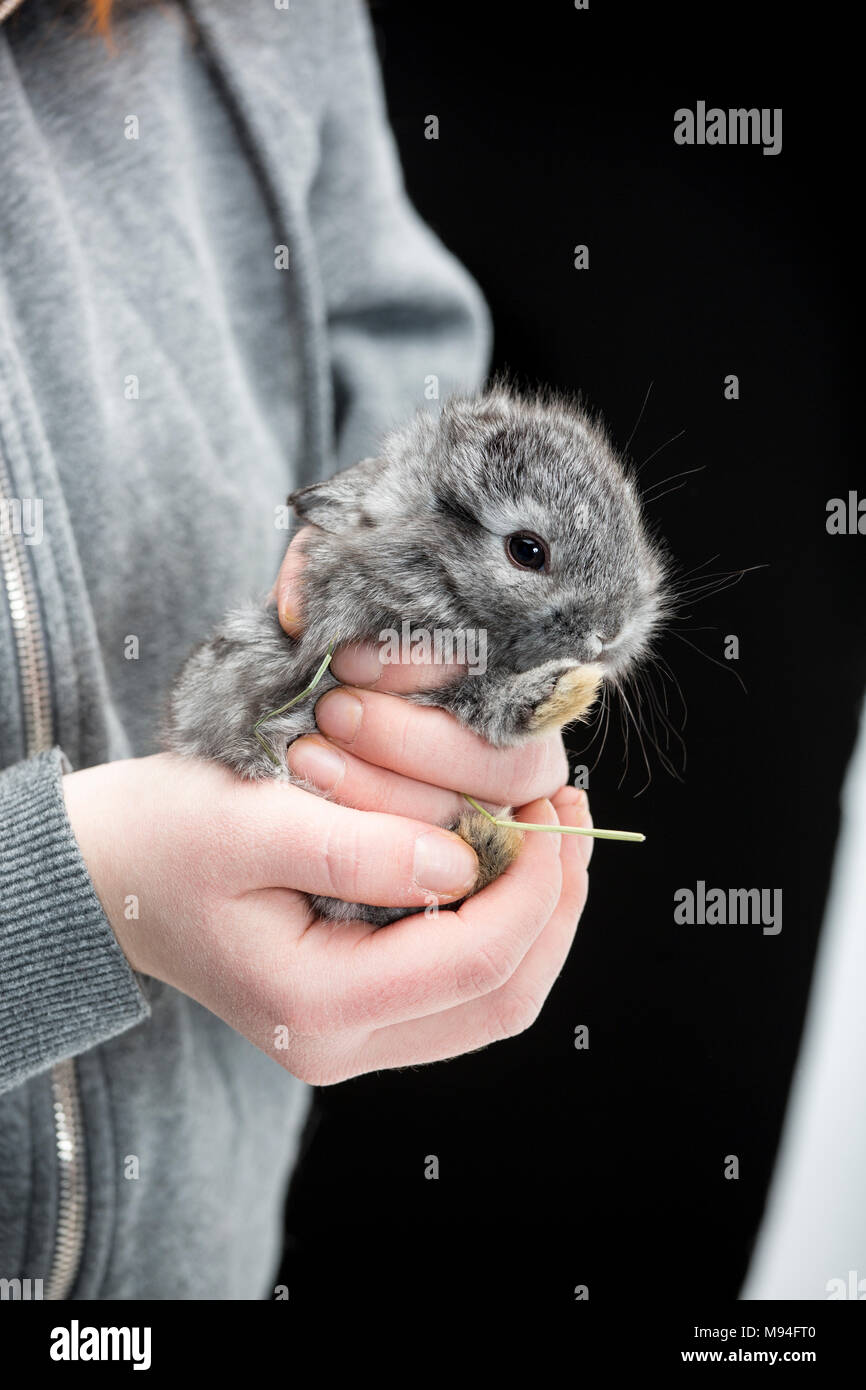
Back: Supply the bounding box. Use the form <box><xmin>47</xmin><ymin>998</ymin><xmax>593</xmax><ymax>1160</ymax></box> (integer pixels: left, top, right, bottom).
<box><xmin>270</xmin><ymin>526</ymin><xmax>315</xmax><ymax>638</ymax></box>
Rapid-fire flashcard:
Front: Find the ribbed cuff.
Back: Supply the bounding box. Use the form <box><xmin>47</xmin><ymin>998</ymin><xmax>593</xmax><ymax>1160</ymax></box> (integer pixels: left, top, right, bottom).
<box><xmin>0</xmin><ymin>748</ymin><xmax>150</xmax><ymax>1093</ymax></box>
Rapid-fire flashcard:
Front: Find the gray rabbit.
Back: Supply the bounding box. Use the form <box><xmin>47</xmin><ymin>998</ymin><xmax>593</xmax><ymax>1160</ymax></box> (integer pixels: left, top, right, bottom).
<box><xmin>164</xmin><ymin>385</ymin><xmax>670</xmax><ymax>925</ymax></box>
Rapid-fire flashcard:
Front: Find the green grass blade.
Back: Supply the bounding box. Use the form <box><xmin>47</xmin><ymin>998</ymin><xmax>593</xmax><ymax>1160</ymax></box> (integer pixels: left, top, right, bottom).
<box><xmin>253</xmin><ymin>636</ymin><xmax>338</xmax><ymax>766</ymax></box>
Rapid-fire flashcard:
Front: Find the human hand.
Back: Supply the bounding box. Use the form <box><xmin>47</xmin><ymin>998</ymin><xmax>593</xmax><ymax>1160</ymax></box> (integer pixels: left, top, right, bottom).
<box><xmin>63</xmin><ymin>754</ymin><xmax>592</xmax><ymax>1082</ymax></box>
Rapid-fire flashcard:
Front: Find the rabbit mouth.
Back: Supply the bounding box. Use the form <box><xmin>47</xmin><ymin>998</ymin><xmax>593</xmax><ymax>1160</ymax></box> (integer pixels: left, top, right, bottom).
<box><xmin>528</xmin><ymin>663</ymin><xmax>604</xmax><ymax>734</ymax></box>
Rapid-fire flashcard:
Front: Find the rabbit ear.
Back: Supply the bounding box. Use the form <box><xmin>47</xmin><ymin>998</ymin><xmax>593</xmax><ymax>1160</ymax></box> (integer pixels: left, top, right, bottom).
<box><xmin>288</xmin><ymin>456</ymin><xmax>386</xmax><ymax>532</ymax></box>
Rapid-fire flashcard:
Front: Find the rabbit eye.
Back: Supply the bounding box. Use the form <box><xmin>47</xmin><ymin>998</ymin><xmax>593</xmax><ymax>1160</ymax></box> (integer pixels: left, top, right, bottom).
<box><xmin>505</xmin><ymin>531</ymin><xmax>550</xmax><ymax>572</ymax></box>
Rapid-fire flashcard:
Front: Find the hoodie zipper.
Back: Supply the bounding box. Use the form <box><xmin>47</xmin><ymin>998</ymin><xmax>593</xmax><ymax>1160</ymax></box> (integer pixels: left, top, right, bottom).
<box><xmin>0</xmin><ymin>451</ymin><xmax>86</xmax><ymax>1300</ymax></box>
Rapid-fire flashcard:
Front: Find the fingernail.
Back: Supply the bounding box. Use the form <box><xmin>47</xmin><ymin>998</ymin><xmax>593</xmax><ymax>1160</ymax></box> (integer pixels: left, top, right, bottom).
<box><xmin>413</xmin><ymin>831</ymin><xmax>478</xmax><ymax>898</ymax></box>
<box><xmin>315</xmin><ymin>688</ymin><xmax>363</xmax><ymax>743</ymax></box>
<box><xmin>280</xmin><ymin>603</ymin><xmax>303</xmax><ymax>638</ymax></box>
<box><xmin>574</xmin><ymin>789</ymin><xmax>588</xmax><ymax>811</ymax></box>
<box><xmin>543</xmin><ymin>797</ymin><xmax>564</xmax><ymax>854</ymax></box>
<box><xmin>330</xmin><ymin>642</ymin><xmax>383</xmax><ymax>686</ymax></box>
<box><xmin>286</xmin><ymin>736</ymin><xmax>345</xmax><ymax>791</ymax></box>
<box><xmin>577</xmin><ymin>792</ymin><xmax>594</xmax><ymax>865</ymax></box>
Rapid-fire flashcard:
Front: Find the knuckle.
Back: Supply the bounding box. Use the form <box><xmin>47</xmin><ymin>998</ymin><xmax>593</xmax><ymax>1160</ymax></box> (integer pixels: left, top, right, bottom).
<box><xmin>366</xmin><ymin>692</ymin><xmax>414</xmax><ymax>766</ymax></box>
<box><xmin>517</xmin><ymin>735</ymin><xmax>568</xmax><ymax>803</ymax></box>
<box><xmin>555</xmin><ymin>783</ymin><xmax>586</xmax><ymax>817</ymax></box>
<box><xmin>456</xmin><ymin>938</ymin><xmax>518</xmax><ymax>998</ymax></box>
<box><xmin>485</xmin><ymin>984</ymin><xmax>544</xmax><ymax>1043</ymax></box>
<box><xmin>320</xmin><ymin>815</ymin><xmax>361</xmax><ymax>901</ymax></box>
<box><xmin>353</xmin><ymin>767</ymin><xmax>399</xmax><ymax>817</ymax></box>
<box><xmin>391</xmin><ymin>703</ymin><xmax>416</xmax><ymax>767</ymax></box>
<box><xmin>520</xmin><ymin>851</ymin><xmax>563</xmax><ymax>921</ymax></box>
<box><xmin>536</xmin><ymin>869</ymin><xmax>563</xmax><ymax>923</ymax></box>
<box><xmin>509</xmin><ymin>738</ymin><xmax>551</xmax><ymax>803</ymax></box>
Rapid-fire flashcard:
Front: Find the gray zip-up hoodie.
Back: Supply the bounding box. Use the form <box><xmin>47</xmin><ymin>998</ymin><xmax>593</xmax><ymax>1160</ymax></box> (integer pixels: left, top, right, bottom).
<box><xmin>0</xmin><ymin>0</ymin><xmax>489</xmax><ymax>1299</ymax></box>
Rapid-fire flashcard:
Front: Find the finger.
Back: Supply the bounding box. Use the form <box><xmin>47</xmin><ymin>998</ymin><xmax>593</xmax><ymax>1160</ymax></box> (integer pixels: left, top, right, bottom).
<box><xmin>290</xmin><ymin>797</ymin><xmax>563</xmax><ymax>1036</ymax></box>
<box><xmin>338</xmin><ymin>788</ymin><xmax>591</xmax><ymax>1073</ymax></box>
<box><xmin>274</xmin><ymin>526</ymin><xmax>315</xmax><ymax>637</ymax></box>
<box><xmin>233</xmin><ymin>779</ymin><xmax>479</xmax><ymax>908</ymax></box>
<box><xmin>286</xmin><ymin>734</ymin><xmax>470</xmax><ymax>825</ymax></box>
<box><xmin>552</xmin><ymin>784</ymin><xmax>594</xmax><ymax>869</ymax></box>
<box><xmin>330</xmin><ymin>641</ymin><xmax>466</xmax><ymax>693</ymax></box>
<box><xmin>313</xmin><ymin>687</ymin><xmax>569</xmax><ymax>807</ymax></box>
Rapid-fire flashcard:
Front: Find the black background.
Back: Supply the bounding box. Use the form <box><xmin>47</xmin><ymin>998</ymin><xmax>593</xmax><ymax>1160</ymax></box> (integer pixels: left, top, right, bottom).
<box><xmin>281</xmin><ymin>1</ymin><xmax>863</xmax><ymax>1303</ymax></box>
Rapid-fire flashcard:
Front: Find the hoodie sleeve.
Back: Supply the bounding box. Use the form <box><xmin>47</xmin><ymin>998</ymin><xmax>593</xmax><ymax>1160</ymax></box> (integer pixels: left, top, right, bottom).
<box><xmin>309</xmin><ymin>0</ymin><xmax>493</xmax><ymax>471</ymax></box>
<box><xmin>0</xmin><ymin>747</ymin><xmax>150</xmax><ymax>1094</ymax></box>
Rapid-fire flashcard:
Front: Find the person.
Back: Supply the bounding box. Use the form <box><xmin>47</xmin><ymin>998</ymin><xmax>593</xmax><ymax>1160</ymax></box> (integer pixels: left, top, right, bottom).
<box><xmin>740</xmin><ymin>695</ymin><xmax>866</xmax><ymax>1300</ymax></box>
<box><xmin>0</xmin><ymin>0</ymin><xmax>591</xmax><ymax>1300</ymax></box>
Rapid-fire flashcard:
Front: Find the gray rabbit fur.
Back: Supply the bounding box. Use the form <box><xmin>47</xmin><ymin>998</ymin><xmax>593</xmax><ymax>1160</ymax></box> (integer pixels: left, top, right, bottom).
<box><xmin>164</xmin><ymin>384</ymin><xmax>670</xmax><ymax>925</ymax></box>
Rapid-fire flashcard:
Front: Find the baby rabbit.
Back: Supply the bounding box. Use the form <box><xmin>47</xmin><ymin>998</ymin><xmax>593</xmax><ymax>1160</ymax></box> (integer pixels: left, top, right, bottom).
<box><xmin>164</xmin><ymin>385</ymin><xmax>670</xmax><ymax>925</ymax></box>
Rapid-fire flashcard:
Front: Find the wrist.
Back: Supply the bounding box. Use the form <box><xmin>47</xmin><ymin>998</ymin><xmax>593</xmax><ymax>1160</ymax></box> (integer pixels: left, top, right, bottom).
<box><xmin>62</xmin><ymin>759</ymin><xmax>144</xmax><ymax>972</ymax></box>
